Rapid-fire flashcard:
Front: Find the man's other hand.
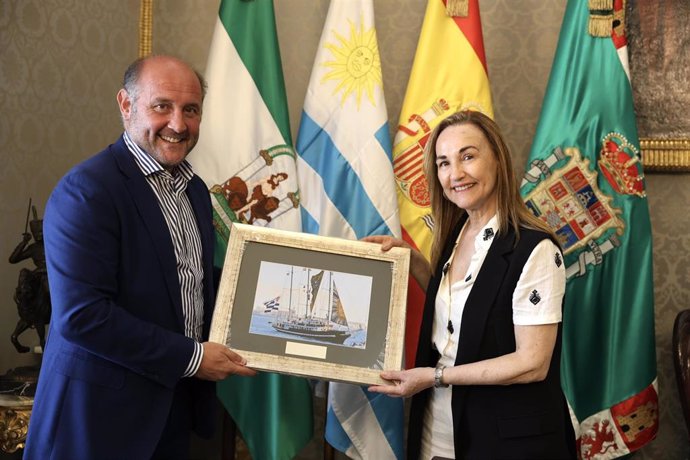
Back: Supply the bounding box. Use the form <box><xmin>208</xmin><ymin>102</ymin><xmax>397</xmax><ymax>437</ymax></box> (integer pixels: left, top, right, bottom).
<box><xmin>194</xmin><ymin>342</ymin><xmax>257</xmax><ymax>381</ymax></box>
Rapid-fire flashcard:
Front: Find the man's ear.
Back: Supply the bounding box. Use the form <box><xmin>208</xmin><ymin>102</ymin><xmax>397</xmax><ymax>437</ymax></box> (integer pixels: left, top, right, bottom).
<box><xmin>117</xmin><ymin>89</ymin><xmax>131</xmax><ymax>121</ymax></box>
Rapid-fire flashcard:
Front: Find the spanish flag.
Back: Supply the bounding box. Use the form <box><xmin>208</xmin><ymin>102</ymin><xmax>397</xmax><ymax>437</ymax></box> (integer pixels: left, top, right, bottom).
<box><xmin>393</xmin><ymin>0</ymin><xmax>493</xmax><ymax>367</ymax></box>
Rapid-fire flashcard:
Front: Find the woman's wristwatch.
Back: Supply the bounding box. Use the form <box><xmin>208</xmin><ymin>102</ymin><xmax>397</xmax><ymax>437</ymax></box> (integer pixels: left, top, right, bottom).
<box><xmin>434</xmin><ymin>364</ymin><xmax>449</xmax><ymax>388</ymax></box>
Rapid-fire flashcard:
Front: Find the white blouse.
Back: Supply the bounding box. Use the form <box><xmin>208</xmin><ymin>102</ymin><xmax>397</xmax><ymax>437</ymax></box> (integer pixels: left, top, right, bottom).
<box><xmin>420</xmin><ymin>215</ymin><xmax>566</xmax><ymax>459</ymax></box>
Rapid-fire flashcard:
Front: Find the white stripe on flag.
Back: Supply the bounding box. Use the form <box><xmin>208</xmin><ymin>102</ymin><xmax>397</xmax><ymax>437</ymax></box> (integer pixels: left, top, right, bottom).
<box><xmin>192</xmin><ymin>19</ymin><xmax>283</xmax><ymax>185</ymax></box>
<box><xmin>296</xmin><ymin>155</ymin><xmax>356</xmax><ymax>240</ymax></box>
<box><xmin>328</xmin><ymin>383</ymin><xmax>397</xmax><ymax>459</ymax></box>
<box><xmin>301</xmin><ymin>102</ymin><xmax>399</xmax><ymax>235</ymax></box>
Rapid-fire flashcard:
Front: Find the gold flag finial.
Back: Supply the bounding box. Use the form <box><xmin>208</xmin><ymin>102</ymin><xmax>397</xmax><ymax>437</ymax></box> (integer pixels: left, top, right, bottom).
<box><xmin>446</xmin><ymin>0</ymin><xmax>468</xmax><ymax>18</ymax></box>
<box><xmin>138</xmin><ymin>0</ymin><xmax>153</xmax><ymax>58</ymax></box>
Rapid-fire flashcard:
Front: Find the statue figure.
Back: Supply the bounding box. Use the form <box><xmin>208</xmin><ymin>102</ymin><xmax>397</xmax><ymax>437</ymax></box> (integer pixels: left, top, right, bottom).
<box><xmin>8</xmin><ymin>201</ymin><xmax>51</xmax><ymax>353</ymax></box>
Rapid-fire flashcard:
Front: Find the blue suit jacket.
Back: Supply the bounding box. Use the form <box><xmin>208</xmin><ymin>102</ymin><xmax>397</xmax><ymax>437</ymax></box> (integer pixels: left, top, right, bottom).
<box><xmin>24</xmin><ymin>136</ymin><xmax>216</xmax><ymax>459</ymax></box>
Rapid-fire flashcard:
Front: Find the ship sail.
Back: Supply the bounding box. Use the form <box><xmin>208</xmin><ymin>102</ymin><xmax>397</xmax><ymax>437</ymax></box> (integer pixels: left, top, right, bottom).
<box><xmin>308</xmin><ymin>270</ymin><xmax>324</xmax><ymax>314</ymax></box>
<box><xmin>329</xmin><ymin>282</ymin><xmax>348</xmax><ymax>328</ymax></box>
<box><xmin>271</xmin><ymin>267</ymin><xmax>351</xmax><ymax>344</ymax></box>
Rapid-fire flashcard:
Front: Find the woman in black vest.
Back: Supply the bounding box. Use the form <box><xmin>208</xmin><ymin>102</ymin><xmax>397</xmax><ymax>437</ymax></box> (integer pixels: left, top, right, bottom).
<box><xmin>367</xmin><ymin>111</ymin><xmax>576</xmax><ymax>459</ymax></box>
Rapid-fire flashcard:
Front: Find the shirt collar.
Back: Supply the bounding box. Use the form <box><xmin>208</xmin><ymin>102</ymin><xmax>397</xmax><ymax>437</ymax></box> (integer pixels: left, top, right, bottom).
<box><xmin>474</xmin><ymin>214</ymin><xmax>499</xmax><ymax>252</ymax></box>
<box><xmin>445</xmin><ymin>214</ymin><xmax>499</xmax><ymax>272</ymax></box>
<box><xmin>123</xmin><ymin>132</ymin><xmax>194</xmax><ymax>182</ymax></box>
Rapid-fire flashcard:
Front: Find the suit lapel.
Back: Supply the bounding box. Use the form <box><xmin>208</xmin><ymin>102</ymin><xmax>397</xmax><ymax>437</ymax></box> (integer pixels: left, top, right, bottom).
<box><xmin>456</xmin><ymin>228</ymin><xmax>516</xmax><ymax>366</ymax></box>
<box><xmin>111</xmin><ymin>137</ymin><xmax>186</xmax><ymax>331</ymax></box>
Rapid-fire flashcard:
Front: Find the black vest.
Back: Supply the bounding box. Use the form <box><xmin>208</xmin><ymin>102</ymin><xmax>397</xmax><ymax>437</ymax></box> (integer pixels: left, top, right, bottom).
<box><xmin>408</xmin><ymin>219</ymin><xmax>576</xmax><ymax>459</ymax></box>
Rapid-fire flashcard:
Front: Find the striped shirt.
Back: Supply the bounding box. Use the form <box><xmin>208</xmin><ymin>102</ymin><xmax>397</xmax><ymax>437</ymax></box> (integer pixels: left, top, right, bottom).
<box><xmin>124</xmin><ymin>132</ymin><xmax>204</xmax><ymax>378</ymax></box>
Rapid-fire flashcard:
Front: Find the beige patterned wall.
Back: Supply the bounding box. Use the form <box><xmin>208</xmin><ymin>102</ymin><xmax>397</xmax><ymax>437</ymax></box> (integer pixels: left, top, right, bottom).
<box><xmin>1</xmin><ymin>1</ymin><xmax>687</xmax><ymax>458</ymax></box>
<box><xmin>0</xmin><ymin>0</ymin><xmax>140</xmax><ymax>372</ymax></box>
<box><xmin>628</xmin><ymin>0</ymin><xmax>690</xmax><ymax>138</ymax></box>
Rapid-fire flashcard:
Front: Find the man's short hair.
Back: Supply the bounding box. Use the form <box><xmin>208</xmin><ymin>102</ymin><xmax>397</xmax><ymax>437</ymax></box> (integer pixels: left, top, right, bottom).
<box><xmin>122</xmin><ymin>55</ymin><xmax>208</xmax><ymax>102</ymax></box>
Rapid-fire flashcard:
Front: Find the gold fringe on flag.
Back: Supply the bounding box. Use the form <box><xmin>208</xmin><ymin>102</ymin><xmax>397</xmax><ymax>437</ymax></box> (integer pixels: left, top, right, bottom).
<box><xmin>138</xmin><ymin>0</ymin><xmax>153</xmax><ymax>58</ymax></box>
<box><xmin>445</xmin><ymin>0</ymin><xmax>468</xmax><ymax>18</ymax></box>
<box><xmin>589</xmin><ymin>0</ymin><xmax>613</xmax><ymax>9</ymax></box>
<box><xmin>589</xmin><ymin>15</ymin><xmax>612</xmax><ymax>37</ymax></box>
<box><xmin>588</xmin><ymin>0</ymin><xmax>613</xmax><ymax>37</ymax></box>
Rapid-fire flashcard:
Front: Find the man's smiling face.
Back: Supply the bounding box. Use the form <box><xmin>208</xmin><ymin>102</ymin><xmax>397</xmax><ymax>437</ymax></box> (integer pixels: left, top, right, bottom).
<box><xmin>117</xmin><ymin>56</ymin><xmax>202</xmax><ymax>170</ymax></box>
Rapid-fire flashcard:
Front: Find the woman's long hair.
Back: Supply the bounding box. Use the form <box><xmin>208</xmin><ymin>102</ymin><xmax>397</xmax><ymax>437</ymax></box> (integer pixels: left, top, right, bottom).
<box><xmin>423</xmin><ymin>110</ymin><xmax>555</xmax><ymax>271</ymax></box>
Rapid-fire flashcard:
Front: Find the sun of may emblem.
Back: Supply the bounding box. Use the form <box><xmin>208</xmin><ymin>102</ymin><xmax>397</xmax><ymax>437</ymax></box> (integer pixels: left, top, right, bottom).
<box><xmin>321</xmin><ymin>18</ymin><xmax>382</xmax><ymax>109</ymax></box>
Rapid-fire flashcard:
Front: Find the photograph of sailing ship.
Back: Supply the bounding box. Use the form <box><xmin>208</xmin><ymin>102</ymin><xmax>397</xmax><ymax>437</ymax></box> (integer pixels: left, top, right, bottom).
<box><xmin>248</xmin><ymin>261</ymin><xmax>372</xmax><ymax>348</ymax></box>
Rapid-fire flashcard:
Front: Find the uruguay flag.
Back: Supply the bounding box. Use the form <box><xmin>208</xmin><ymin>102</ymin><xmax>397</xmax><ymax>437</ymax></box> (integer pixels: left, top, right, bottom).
<box><xmin>295</xmin><ymin>0</ymin><xmax>403</xmax><ymax>458</ymax></box>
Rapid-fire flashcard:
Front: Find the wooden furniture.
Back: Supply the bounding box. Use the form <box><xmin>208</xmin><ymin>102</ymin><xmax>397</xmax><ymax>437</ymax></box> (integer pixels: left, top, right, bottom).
<box><xmin>673</xmin><ymin>309</ymin><xmax>690</xmax><ymax>443</ymax></box>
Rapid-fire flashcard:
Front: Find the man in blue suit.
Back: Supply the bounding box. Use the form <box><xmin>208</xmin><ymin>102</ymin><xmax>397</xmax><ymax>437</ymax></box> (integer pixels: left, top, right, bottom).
<box><xmin>24</xmin><ymin>55</ymin><xmax>256</xmax><ymax>459</ymax></box>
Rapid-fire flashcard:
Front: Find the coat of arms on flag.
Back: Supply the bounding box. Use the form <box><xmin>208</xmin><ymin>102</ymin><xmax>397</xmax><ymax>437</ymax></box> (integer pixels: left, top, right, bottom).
<box><xmin>208</xmin><ymin>146</ymin><xmax>300</xmax><ymax>242</ymax></box>
<box><xmin>393</xmin><ymin>97</ymin><xmax>488</xmax><ymax>215</ymax></box>
<box><xmin>522</xmin><ymin>132</ymin><xmax>645</xmax><ymax>280</ymax></box>
<box><xmin>393</xmin><ymin>98</ymin><xmax>450</xmax><ymax>211</ymax></box>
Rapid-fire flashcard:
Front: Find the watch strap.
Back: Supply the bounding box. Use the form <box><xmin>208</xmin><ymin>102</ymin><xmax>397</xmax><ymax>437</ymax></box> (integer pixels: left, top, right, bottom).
<box><xmin>434</xmin><ymin>364</ymin><xmax>449</xmax><ymax>388</ymax></box>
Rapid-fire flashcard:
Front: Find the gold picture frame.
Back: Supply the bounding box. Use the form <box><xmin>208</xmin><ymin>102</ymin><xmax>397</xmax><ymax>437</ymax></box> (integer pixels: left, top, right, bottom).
<box><xmin>640</xmin><ymin>138</ymin><xmax>690</xmax><ymax>173</ymax></box>
<box><xmin>210</xmin><ymin>224</ymin><xmax>410</xmax><ymax>386</ymax></box>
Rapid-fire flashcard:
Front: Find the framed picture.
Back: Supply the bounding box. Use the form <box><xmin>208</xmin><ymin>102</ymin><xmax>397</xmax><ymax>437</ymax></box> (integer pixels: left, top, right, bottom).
<box><xmin>210</xmin><ymin>224</ymin><xmax>410</xmax><ymax>386</ymax></box>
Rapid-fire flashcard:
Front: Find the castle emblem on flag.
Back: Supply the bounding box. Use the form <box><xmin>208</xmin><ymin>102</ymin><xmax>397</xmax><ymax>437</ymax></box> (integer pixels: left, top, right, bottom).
<box><xmin>578</xmin><ymin>383</ymin><xmax>659</xmax><ymax>458</ymax></box>
<box><xmin>522</xmin><ymin>141</ymin><xmax>629</xmax><ymax>279</ymax></box>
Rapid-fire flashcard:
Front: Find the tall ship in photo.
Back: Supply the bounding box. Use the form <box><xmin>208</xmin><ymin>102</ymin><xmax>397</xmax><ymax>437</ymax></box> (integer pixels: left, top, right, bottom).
<box><xmin>271</xmin><ymin>268</ymin><xmax>351</xmax><ymax>344</ymax></box>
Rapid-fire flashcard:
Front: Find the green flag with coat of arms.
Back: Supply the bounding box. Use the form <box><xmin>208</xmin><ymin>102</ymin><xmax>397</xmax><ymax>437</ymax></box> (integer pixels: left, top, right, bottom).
<box><xmin>520</xmin><ymin>0</ymin><xmax>658</xmax><ymax>457</ymax></box>
<box><xmin>189</xmin><ymin>0</ymin><xmax>313</xmax><ymax>459</ymax></box>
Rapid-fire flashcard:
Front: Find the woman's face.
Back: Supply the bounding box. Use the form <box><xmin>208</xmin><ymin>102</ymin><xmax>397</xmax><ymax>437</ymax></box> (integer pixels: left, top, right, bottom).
<box><xmin>435</xmin><ymin>123</ymin><xmax>498</xmax><ymax>216</ymax></box>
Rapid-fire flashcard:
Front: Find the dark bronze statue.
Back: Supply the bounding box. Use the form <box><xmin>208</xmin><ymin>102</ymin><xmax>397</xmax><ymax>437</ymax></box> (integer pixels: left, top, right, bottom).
<box><xmin>8</xmin><ymin>200</ymin><xmax>51</xmax><ymax>353</ymax></box>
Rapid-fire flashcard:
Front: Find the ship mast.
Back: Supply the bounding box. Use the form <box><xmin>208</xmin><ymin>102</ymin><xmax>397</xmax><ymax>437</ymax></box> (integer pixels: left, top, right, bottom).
<box><xmin>327</xmin><ymin>271</ymin><xmax>333</xmax><ymax>323</ymax></box>
<box><xmin>288</xmin><ymin>266</ymin><xmax>294</xmax><ymax>320</ymax></box>
<box><xmin>306</xmin><ymin>268</ymin><xmax>311</xmax><ymax>318</ymax></box>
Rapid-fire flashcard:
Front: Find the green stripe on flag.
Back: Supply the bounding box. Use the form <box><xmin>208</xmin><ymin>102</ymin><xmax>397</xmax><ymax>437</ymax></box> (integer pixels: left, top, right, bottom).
<box><xmin>205</xmin><ymin>1</ymin><xmax>313</xmax><ymax>459</ymax></box>
<box><xmin>218</xmin><ymin>0</ymin><xmax>292</xmax><ymax>144</ymax></box>
<box><xmin>217</xmin><ymin>374</ymin><xmax>313</xmax><ymax>460</ymax></box>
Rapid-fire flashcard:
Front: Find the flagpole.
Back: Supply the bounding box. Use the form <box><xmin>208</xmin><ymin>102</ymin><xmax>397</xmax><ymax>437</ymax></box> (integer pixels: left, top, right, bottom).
<box><xmin>221</xmin><ymin>411</ymin><xmax>236</xmax><ymax>460</ymax></box>
<box><xmin>323</xmin><ymin>380</ymin><xmax>334</xmax><ymax>460</ymax></box>
<box><xmin>138</xmin><ymin>0</ymin><xmax>153</xmax><ymax>58</ymax></box>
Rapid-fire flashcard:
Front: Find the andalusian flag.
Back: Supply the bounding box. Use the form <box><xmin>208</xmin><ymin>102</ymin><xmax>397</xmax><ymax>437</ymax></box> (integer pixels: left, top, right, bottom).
<box><xmin>189</xmin><ymin>1</ymin><xmax>313</xmax><ymax>458</ymax></box>
<box><xmin>295</xmin><ymin>0</ymin><xmax>403</xmax><ymax>457</ymax></box>
<box><xmin>521</xmin><ymin>1</ymin><xmax>658</xmax><ymax>457</ymax></box>
<box><xmin>393</xmin><ymin>0</ymin><xmax>492</xmax><ymax>367</ymax></box>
